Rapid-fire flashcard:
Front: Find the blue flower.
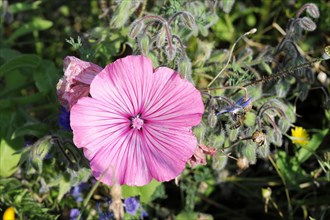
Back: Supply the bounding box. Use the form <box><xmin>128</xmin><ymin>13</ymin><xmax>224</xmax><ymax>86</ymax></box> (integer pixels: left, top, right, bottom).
<box><xmin>58</xmin><ymin>106</ymin><xmax>72</xmax><ymax>131</ymax></box>
<box><xmin>97</xmin><ymin>202</ymin><xmax>113</xmax><ymax>220</ymax></box>
<box><xmin>70</xmin><ymin>182</ymin><xmax>88</xmax><ymax>202</ymax></box>
<box><xmin>124</xmin><ymin>197</ymin><xmax>140</xmax><ymax>216</ymax></box>
<box><xmin>217</xmin><ymin>97</ymin><xmax>252</xmax><ymax>115</ymax></box>
<box><xmin>140</xmin><ymin>209</ymin><xmax>148</xmax><ymax>219</ymax></box>
<box><xmin>70</xmin><ymin>208</ymin><xmax>80</xmax><ymax>220</ymax></box>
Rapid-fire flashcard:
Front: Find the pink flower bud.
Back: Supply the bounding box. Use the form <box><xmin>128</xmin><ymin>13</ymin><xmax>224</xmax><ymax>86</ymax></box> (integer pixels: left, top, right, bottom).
<box><xmin>188</xmin><ymin>144</ymin><xmax>216</xmax><ymax>168</ymax></box>
<box><xmin>56</xmin><ymin>56</ymin><xmax>103</xmax><ymax>110</ymax></box>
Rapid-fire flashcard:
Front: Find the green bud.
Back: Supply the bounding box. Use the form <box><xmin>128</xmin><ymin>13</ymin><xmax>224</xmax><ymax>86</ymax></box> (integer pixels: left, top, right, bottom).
<box><xmin>219</xmin><ymin>0</ymin><xmax>235</xmax><ymax>13</ymax></box>
<box><xmin>227</xmin><ymin>124</ymin><xmax>238</xmax><ymax>142</ymax></box>
<box><xmin>31</xmin><ymin>136</ymin><xmax>52</xmax><ymax>173</ymax></box>
<box><xmin>178</xmin><ymin>57</ymin><xmax>192</xmax><ymax>80</ymax></box>
<box><xmin>139</xmin><ymin>35</ymin><xmax>150</xmax><ymax>55</ymax></box>
<box><xmin>209</xmin><ymin>132</ymin><xmax>225</xmax><ymax>149</ymax></box>
<box><xmin>212</xmin><ymin>151</ymin><xmax>228</xmax><ymax>171</ymax></box>
<box><xmin>156</xmin><ymin>26</ymin><xmax>167</xmax><ymax>48</ymax></box>
<box><xmin>278</xmin><ymin>118</ymin><xmax>290</xmax><ymax>133</ymax></box>
<box><xmin>181</xmin><ymin>12</ymin><xmax>195</xmax><ymax>29</ymax></box>
<box><xmin>129</xmin><ymin>21</ymin><xmax>144</xmax><ymax>38</ymax></box>
<box><xmin>244</xmin><ymin>112</ymin><xmax>256</xmax><ymax>127</ymax></box>
<box><xmin>275</xmin><ymin>79</ymin><xmax>290</xmax><ymax>98</ymax></box>
<box><xmin>273</xmin><ymin>130</ymin><xmax>283</xmax><ymax>146</ymax></box>
<box><xmin>298</xmin><ymin>83</ymin><xmax>310</xmax><ymax>102</ymax></box>
<box><xmin>306</xmin><ymin>3</ymin><xmax>319</xmax><ymax>18</ymax></box>
<box><xmin>261</xmin><ymin>61</ymin><xmax>272</xmax><ymax>75</ymax></box>
<box><xmin>110</xmin><ymin>1</ymin><xmax>132</xmax><ymax>28</ymax></box>
<box><xmin>261</xmin><ymin>187</ymin><xmax>272</xmax><ymax>199</ymax></box>
<box><xmin>208</xmin><ymin>112</ymin><xmax>218</xmax><ymax>128</ymax></box>
<box><xmin>322</xmin><ymin>46</ymin><xmax>330</xmax><ymax>60</ymax></box>
<box><xmin>193</xmin><ymin>123</ymin><xmax>206</xmax><ymax>143</ymax></box>
<box><xmin>257</xmin><ymin>142</ymin><xmax>270</xmax><ymax>158</ymax></box>
<box><xmin>299</xmin><ymin>17</ymin><xmax>316</xmax><ymax>31</ymax></box>
<box><xmin>165</xmin><ymin>44</ymin><xmax>177</xmax><ymax>61</ymax></box>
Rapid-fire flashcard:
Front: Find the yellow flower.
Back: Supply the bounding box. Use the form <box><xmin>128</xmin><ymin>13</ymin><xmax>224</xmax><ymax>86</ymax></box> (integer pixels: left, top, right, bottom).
<box><xmin>3</xmin><ymin>207</ymin><xmax>15</xmax><ymax>220</ymax></box>
<box><xmin>291</xmin><ymin>126</ymin><xmax>309</xmax><ymax>145</ymax></box>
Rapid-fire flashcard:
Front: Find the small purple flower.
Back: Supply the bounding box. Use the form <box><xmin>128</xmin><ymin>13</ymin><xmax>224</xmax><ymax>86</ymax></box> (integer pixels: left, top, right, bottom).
<box><xmin>140</xmin><ymin>209</ymin><xmax>148</xmax><ymax>218</ymax></box>
<box><xmin>59</xmin><ymin>106</ymin><xmax>72</xmax><ymax>131</ymax></box>
<box><xmin>124</xmin><ymin>197</ymin><xmax>140</xmax><ymax>216</ymax></box>
<box><xmin>217</xmin><ymin>97</ymin><xmax>252</xmax><ymax>115</ymax></box>
<box><xmin>70</xmin><ymin>182</ymin><xmax>88</xmax><ymax>202</ymax></box>
<box><xmin>70</xmin><ymin>208</ymin><xmax>80</xmax><ymax>220</ymax></box>
<box><xmin>97</xmin><ymin>202</ymin><xmax>113</xmax><ymax>220</ymax></box>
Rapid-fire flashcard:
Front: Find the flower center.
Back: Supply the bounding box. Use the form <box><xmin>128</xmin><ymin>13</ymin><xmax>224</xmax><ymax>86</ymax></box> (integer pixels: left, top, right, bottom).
<box><xmin>131</xmin><ymin>115</ymin><xmax>144</xmax><ymax>130</ymax></box>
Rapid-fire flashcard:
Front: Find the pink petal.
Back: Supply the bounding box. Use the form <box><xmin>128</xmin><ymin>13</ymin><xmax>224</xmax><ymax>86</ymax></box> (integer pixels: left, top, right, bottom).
<box><xmin>142</xmin><ymin>67</ymin><xmax>204</xmax><ymax>127</ymax></box>
<box><xmin>142</xmin><ymin>123</ymin><xmax>196</xmax><ymax>182</ymax></box>
<box><xmin>90</xmin><ymin>56</ymin><xmax>154</xmax><ymax>116</ymax></box>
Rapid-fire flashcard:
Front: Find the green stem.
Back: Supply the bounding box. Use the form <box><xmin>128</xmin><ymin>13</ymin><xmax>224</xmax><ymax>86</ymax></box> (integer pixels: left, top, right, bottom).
<box><xmin>268</xmin><ymin>155</ymin><xmax>293</xmax><ymax>220</ymax></box>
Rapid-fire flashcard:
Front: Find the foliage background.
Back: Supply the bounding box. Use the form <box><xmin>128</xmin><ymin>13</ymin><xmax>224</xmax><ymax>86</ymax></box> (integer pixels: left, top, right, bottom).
<box><xmin>0</xmin><ymin>0</ymin><xmax>330</xmax><ymax>219</ymax></box>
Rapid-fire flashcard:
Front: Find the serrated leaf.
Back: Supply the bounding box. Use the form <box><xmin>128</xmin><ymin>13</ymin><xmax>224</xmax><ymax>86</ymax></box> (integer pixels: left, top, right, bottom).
<box><xmin>0</xmin><ymin>54</ymin><xmax>41</xmax><ymax>77</ymax></box>
<box><xmin>122</xmin><ymin>180</ymin><xmax>161</xmax><ymax>203</ymax></box>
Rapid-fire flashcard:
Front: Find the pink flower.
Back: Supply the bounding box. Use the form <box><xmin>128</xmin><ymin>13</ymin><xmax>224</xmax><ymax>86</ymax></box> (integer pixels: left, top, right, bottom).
<box><xmin>70</xmin><ymin>55</ymin><xmax>204</xmax><ymax>186</ymax></box>
<box><xmin>188</xmin><ymin>144</ymin><xmax>216</xmax><ymax>168</ymax></box>
<box><xmin>57</xmin><ymin>56</ymin><xmax>103</xmax><ymax>110</ymax></box>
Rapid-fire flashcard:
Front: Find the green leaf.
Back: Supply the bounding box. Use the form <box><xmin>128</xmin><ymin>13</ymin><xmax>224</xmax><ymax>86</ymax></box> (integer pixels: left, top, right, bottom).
<box><xmin>275</xmin><ymin>151</ymin><xmax>309</xmax><ymax>187</ymax></box>
<box><xmin>193</xmin><ymin>123</ymin><xmax>206</xmax><ymax>143</ymax></box>
<box><xmin>122</xmin><ymin>179</ymin><xmax>161</xmax><ymax>203</ymax></box>
<box><xmin>242</xmin><ymin>142</ymin><xmax>257</xmax><ymax>164</ymax></box>
<box><xmin>0</xmin><ymin>69</ymin><xmax>28</xmax><ymax>96</ymax></box>
<box><xmin>244</xmin><ymin>112</ymin><xmax>256</xmax><ymax>127</ymax></box>
<box><xmin>212</xmin><ymin>151</ymin><xmax>228</xmax><ymax>171</ymax></box>
<box><xmin>9</xmin><ymin>1</ymin><xmax>42</xmax><ymax>13</ymax></box>
<box><xmin>7</xmin><ymin>18</ymin><xmax>53</xmax><ymax>43</ymax></box>
<box><xmin>0</xmin><ymin>54</ymin><xmax>41</xmax><ymax>77</ymax></box>
<box><xmin>0</xmin><ymin>93</ymin><xmax>45</xmax><ymax>109</ymax></box>
<box><xmin>0</xmin><ymin>139</ymin><xmax>22</xmax><ymax>177</ymax></box>
<box><xmin>175</xmin><ymin>212</ymin><xmax>199</xmax><ymax>220</ymax></box>
<box><xmin>297</xmin><ymin>129</ymin><xmax>329</xmax><ymax>164</ymax></box>
<box><xmin>11</xmin><ymin>123</ymin><xmax>50</xmax><ymax>139</ymax></box>
<box><xmin>33</xmin><ymin>60</ymin><xmax>60</xmax><ymax>93</ymax></box>
<box><xmin>57</xmin><ymin>174</ymin><xmax>71</xmax><ymax>202</ymax></box>
<box><xmin>0</xmin><ymin>49</ymin><xmax>21</xmax><ymax>61</ymax></box>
